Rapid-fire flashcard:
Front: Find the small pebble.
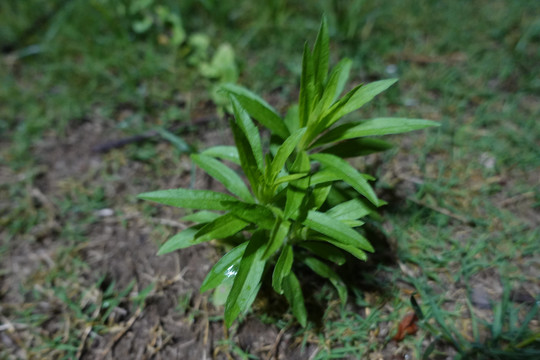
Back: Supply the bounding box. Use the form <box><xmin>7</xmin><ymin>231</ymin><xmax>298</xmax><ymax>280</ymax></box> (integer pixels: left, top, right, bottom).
<box><xmin>95</xmin><ymin>208</ymin><xmax>114</xmax><ymax>217</ymax></box>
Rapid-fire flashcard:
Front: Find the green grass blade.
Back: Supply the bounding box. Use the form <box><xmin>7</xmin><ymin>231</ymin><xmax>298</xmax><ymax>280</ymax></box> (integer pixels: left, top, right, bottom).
<box><xmin>303</xmin><ymin>256</ymin><xmax>347</xmax><ymax>304</ymax></box>
<box><xmin>138</xmin><ymin>188</ymin><xmax>239</xmax><ymax>210</ymax></box>
<box><xmin>272</xmin><ymin>245</ymin><xmax>293</xmax><ymax>294</ymax></box>
<box><xmin>200</xmin><ymin>242</ymin><xmax>248</xmax><ymax>293</ymax></box>
<box><xmin>225</xmin><ymin>230</ymin><xmax>268</xmax><ymax>327</ymax></box>
<box><xmin>283</xmin><ymin>271</ymin><xmax>307</xmax><ymax>327</ymax></box>
<box><xmin>230</xmin><ymin>96</ymin><xmax>264</xmax><ymax>170</ymax></box>
<box><xmin>422</xmin><ymin>288</ymin><xmax>464</xmax><ymax>352</ymax></box>
<box><xmin>268</xmin><ymin>127</ymin><xmax>307</xmax><ymax>184</ymax></box>
<box><xmin>191</xmin><ymin>154</ymin><xmax>253</xmax><ymax>203</ymax></box>
<box><xmin>516</xmin><ymin>296</ymin><xmax>539</xmax><ymax>341</ymax></box>
<box><xmin>221</xmin><ymin>83</ymin><xmax>289</xmax><ymax>139</ymax></box>
<box><xmin>303</xmin><ymin>210</ymin><xmax>374</xmax><ymax>252</ymax></box>
<box><xmin>314</xmin><ymin>118</ymin><xmax>440</xmax><ymax>147</ymax></box>
<box><xmin>410</xmin><ymin>294</ymin><xmax>425</xmax><ymax>320</ymax></box>
<box><xmin>492</xmin><ymin>301</ymin><xmax>503</xmax><ymax>340</ymax></box>
<box><xmin>201</xmin><ymin>145</ymin><xmax>240</xmax><ymax>165</ymax></box>
<box><xmin>464</xmin><ymin>297</ymin><xmax>480</xmax><ymax>342</ymax></box>
<box><xmin>310</xmin><ymin>153</ymin><xmax>380</xmax><ymax>206</ymax></box>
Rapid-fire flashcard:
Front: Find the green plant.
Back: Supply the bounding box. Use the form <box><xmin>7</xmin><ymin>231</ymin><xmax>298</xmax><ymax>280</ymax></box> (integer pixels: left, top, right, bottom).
<box><xmin>138</xmin><ymin>18</ymin><xmax>439</xmax><ymax>327</ymax></box>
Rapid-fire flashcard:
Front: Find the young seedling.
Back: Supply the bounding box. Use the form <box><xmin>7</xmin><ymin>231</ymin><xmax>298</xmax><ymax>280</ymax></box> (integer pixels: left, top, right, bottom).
<box><xmin>139</xmin><ymin>18</ymin><xmax>439</xmax><ymax>327</ymax></box>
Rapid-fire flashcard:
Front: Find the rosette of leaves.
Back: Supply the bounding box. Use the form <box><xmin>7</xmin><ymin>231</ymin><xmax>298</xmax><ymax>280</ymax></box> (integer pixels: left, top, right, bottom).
<box><xmin>139</xmin><ymin>19</ymin><xmax>439</xmax><ymax>327</ymax></box>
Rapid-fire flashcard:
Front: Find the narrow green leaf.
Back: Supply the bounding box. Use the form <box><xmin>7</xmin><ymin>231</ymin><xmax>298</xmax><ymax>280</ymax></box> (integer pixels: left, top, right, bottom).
<box><xmin>320</xmin><ymin>237</ymin><xmax>368</xmax><ymax>261</ymax></box>
<box><xmin>221</xmin><ymin>83</ymin><xmax>289</xmax><ymax>139</ymax></box>
<box><xmin>200</xmin><ymin>242</ymin><xmax>248</xmax><ymax>293</ymax></box>
<box><xmin>138</xmin><ymin>188</ymin><xmax>239</xmax><ymax>210</ymax></box>
<box><xmin>310</xmin><ymin>153</ymin><xmax>380</xmax><ymax>206</ymax></box>
<box><xmin>300</xmin><ymin>241</ymin><xmax>346</xmax><ymax>265</ymax></box>
<box><xmin>212</xmin><ymin>282</ymin><xmax>233</xmax><ymax>307</ymax></box>
<box><xmin>516</xmin><ymin>296</ymin><xmax>539</xmax><ymax>340</ymax></box>
<box><xmin>312</xmin><ymin>17</ymin><xmax>329</xmax><ymax>96</ymax></box>
<box><xmin>230</xmin><ymin>96</ymin><xmax>264</xmax><ymax>170</ymax></box>
<box><xmin>225</xmin><ymin>231</ymin><xmax>267</xmax><ymax>327</ymax></box>
<box><xmin>274</xmin><ymin>173</ymin><xmax>309</xmax><ymax>186</ymax></box>
<box><xmin>284</xmin><ymin>151</ymin><xmax>311</xmax><ymax>220</ymax></box>
<box><xmin>492</xmin><ymin>302</ymin><xmax>503</xmax><ymax>340</ymax></box>
<box><xmin>299</xmin><ymin>42</ymin><xmax>315</xmax><ymax>127</ymax></box>
<box><xmin>201</xmin><ymin>145</ymin><xmax>240</xmax><ymax>165</ymax></box>
<box><xmin>300</xmin><ymin>83</ymin><xmax>363</xmax><ymax>148</ymax></box>
<box><xmin>313</xmin><ymin>118</ymin><xmax>440</xmax><ymax>147</ymax></box>
<box><xmin>319</xmin><ymin>58</ymin><xmax>352</xmax><ymax>110</ymax></box>
<box><xmin>423</xmin><ymin>290</ymin><xmax>463</xmax><ymax>351</ymax></box>
<box><xmin>269</xmin><ymin>127</ymin><xmax>307</xmax><ymax>183</ymax></box>
<box><xmin>310</xmin><ymin>169</ymin><xmax>342</xmax><ymax>186</ymax></box>
<box><xmin>321</xmin><ymin>138</ymin><xmax>393</xmax><ymax>158</ymax></box>
<box><xmin>181</xmin><ymin>211</ymin><xmax>221</xmax><ymax>223</ymax></box>
<box><xmin>303</xmin><ymin>210</ymin><xmax>374</xmax><ymax>252</ymax></box>
<box><xmin>341</xmin><ymin>219</ymin><xmax>364</xmax><ymax>227</ymax></box>
<box><xmin>321</xmin><ymin>79</ymin><xmax>398</xmax><ymax>127</ymax></box>
<box><xmin>230</xmin><ymin>119</ymin><xmax>263</xmax><ymax>197</ymax></box>
<box><xmin>157</xmin><ymin>226</ymin><xmax>199</xmax><ymax>255</ymax></box>
<box><xmin>194</xmin><ymin>213</ymin><xmax>249</xmax><ymax>242</ymax></box>
<box><xmin>326</xmin><ymin>199</ymin><xmax>372</xmax><ymax>221</ymax></box>
<box><xmin>192</xmin><ymin>154</ymin><xmax>253</xmax><ymax>203</ymax></box>
<box><xmin>223</xmin><ymin>201</ymin><xmax>275</xmax><ymax>230</ymax></box>
<box><xmin>311</xmin><ymin>183</ymin><xmax>332</xmax><ymax>211</ymax></box>
<box><xmin>263</xmin><ymin>218</ymin><xmax>290</xmax><ymax>259</ymax></box>
<box><xmin>283</xmin><ymin>271</ymin><xmax>307</xmax><ymax>327</ymax></box>
<box><xmin>284</xmin><ymin>104</ymin><xmax>300</xmax><ymax>134</ymax></box>
<box><xmin>272</xmin><ymin>245</ymin><xmax>293</xmax><ymax>294</ymax></box>
<box><xmin>410</xmin><ymin>294</ymin><xmax>425</xmax><ymax>320</ymax></box>
<box><xmin>156</xmin><ymin>128</ymin><xmax>193</xmax><ymax>153</ymax></box>
<box><xmin>303</xmin><ymin>257</ymin><xmax>347</xmax><ymax>304</ymax></box>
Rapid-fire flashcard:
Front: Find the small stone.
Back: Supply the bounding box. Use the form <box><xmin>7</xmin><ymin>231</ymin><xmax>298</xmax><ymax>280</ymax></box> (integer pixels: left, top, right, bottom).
<box><xmin>95</xmin><ymin>208</ymin><xmax>114</xmax><ymax>217</ymax></box>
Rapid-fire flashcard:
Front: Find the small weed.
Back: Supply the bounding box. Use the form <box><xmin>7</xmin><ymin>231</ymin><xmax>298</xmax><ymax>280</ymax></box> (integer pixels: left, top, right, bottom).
<box><xmin>140</xmin><ymin>18</ymin><xmax>438</xmax><ymax>327</ymax></box>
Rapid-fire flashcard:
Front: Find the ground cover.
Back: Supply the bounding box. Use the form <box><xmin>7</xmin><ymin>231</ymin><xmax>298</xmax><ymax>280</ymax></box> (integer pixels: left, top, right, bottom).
<box><xmin>1</xmin><ymin>1</ymin><xmax>539</xmax><ymax>359</ymax></box>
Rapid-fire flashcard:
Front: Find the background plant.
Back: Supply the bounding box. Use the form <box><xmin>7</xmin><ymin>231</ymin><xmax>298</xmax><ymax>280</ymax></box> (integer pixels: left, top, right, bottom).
<box><xmin>139</xmin><ymin>19</ymin><xmax>439</xmax><ymax>327</ymax></box>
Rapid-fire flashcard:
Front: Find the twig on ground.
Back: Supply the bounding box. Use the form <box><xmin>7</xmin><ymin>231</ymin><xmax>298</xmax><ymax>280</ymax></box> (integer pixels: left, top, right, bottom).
<box><xmin>498</xmin><ymin>191</ymin><xmax>535</xmax><ymax>207</ymax></box>
<box><xmin>265</xmin><ymin>324</ymin><xmax>289</xmax><ymax>360</ymax></box>
<box><xmin>76</xmin><ymin>325</ymin><xmax>93</xmax><ymax>360</ymax></box>
<box><xmin>407</xmin><ymin>197</ymin><xmax>475</xmax><ymax>225</ymax></box>
<box><xmin>97</xmin><ymin>307</ymin><xmax>143</xmax><ymax>360</ymax></box>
